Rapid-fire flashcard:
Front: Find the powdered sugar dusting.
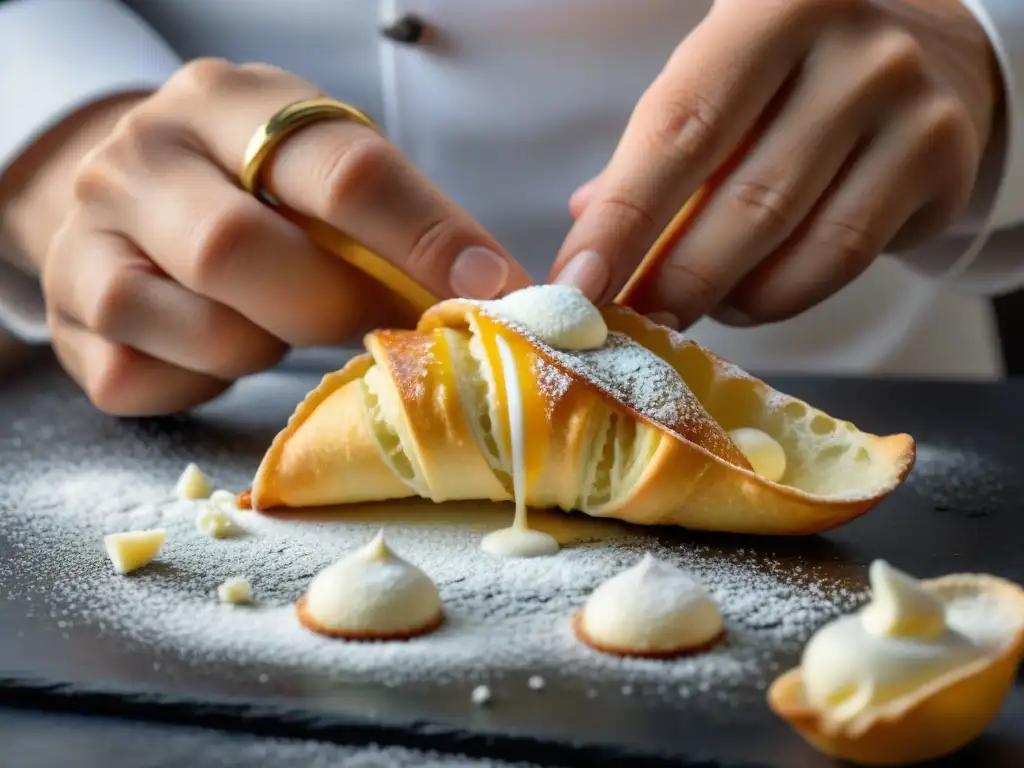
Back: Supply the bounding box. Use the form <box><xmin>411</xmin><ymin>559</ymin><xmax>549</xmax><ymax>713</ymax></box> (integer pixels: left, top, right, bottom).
<box><xmin>1</xmin><ymin>458</ymin><xmax>864</xmax><ymax>702</ymax></box>
<box><xmin>481</xmin><ymin>301</ymin><xmax>728</xmax><ymax>455</ymax></box>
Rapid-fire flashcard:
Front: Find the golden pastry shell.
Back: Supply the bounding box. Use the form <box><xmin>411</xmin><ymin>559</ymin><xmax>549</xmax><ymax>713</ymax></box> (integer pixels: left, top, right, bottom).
<box><xmin>767</xmin><ymin>573</ymin><xmax>1024</xmax><ymax>766</ymax></box>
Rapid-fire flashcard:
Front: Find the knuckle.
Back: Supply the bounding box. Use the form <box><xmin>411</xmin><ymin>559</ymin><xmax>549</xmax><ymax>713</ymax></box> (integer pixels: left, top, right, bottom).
<box><xmin>84</xmin><ymin>267</ymin><xmax>141</xmax><ymax>337</ymax></box>
<box><xmin>110</xmin><ymin>108</ymin><xmax>185</xmax><ymax>161</ymax></box>
<box><xmin>168</xmin><ymin>57</ymin><xmax>238</xmax><ymax>95</ymax></box>
<box><xmin>71</xmin><ymin>158</ymin><xmax>114</xmax><ymax>204</ymax></box>
<box><xmin>187</xmin><ymin>201</ymin><xmax>261</xmax><ymax>290</ymax></box>
<box><xmin>319</xmin><ymin>138</ymin><xmax>396</xmax><ymax>214</ymax></box>
<box><xmin>659</xmin><ymin>258</ymin><xmax>722</xmax><ymax>306</ymax></box>
<box><xmin>402</xmin><ymin>216</ymin><xmax>463</xmax><ymax>277</ymax></box>
<box><xmin>919</xmin><ymin>97</ymin><xmax>974</xmax><ymax>156</ymax></box>
<box><xmin>870</xmin><ymin>31</ymin><xmax>927</xmax><ymax>88</ymax></box>
<box><xmin>816</xmin><ymin>213</ymin><xmax>879</xmax><ymax>277</ymax></box>
<box><xmin>639</xmin><ymin>88</ymin><xmax>719</xmax><ymax>165</ymax></box>
<box><xmin>727</xmin><ymin>177</ymin><xmax>797</xmax><ymax>236</ymax></box>
<box><xmin>596</xmin><ymin>195</ymin><xmax>657</xmax><ymax>233</ymax></box>
<box><xmin>85</xmin><ymin>344</ymin><xmax>137</xmax><ymax>415</ymax></box>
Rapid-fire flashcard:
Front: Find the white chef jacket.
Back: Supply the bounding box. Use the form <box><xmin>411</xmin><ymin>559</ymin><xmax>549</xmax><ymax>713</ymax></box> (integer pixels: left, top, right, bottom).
<box><xmin>2</xmin><ymin>0</ymin><xmax>1024</xmax><ymax>379</ymax></box>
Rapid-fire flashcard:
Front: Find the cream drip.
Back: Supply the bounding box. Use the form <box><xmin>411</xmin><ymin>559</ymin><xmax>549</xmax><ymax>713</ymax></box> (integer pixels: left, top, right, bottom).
<box><xmin>487</xmin><ymin>285</ymin><xmax>607</xmax><ymax>350</ymax></box>
<box><xmin>481</xmin><ymin>335</ymin><xmax>559</xmax><ymax>558</ymax></box>
<box><xmin>801</xmin><ymin>560</ymin><xmax>986</xmax><ymax>723</ymax></box>
<box><xmin>578</xmin><ymin>553</ymin><xmax>724</xmax><ymax>654</ymax></box>
<box><xmin>303</xmin><ymin>529</ymin><xmax>442</xmax><ymax>635</ymax></box>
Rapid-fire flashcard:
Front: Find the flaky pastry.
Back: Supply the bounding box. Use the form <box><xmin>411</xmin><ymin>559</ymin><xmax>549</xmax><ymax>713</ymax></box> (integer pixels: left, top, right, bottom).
<box><xmin>243</xmin><ymin>294</ymin><xmax>915</xmax><ymax>535</ymax></box>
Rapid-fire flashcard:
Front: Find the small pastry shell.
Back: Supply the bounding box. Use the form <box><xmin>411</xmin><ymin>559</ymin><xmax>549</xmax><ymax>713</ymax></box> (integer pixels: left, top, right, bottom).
<box><xmin>295</xmin><ymin>595</ymin><xmax>444</xmax><ymax>641</ymax></box>
<box><xmin>767</xmin><ymin>573</ymin><xmax>1024</xmax><ymax>766</ymax></box>
<box><xmin>570</xmin><ymin>610</ymin><xmax>726</xmax><ymax>659</ymax></box>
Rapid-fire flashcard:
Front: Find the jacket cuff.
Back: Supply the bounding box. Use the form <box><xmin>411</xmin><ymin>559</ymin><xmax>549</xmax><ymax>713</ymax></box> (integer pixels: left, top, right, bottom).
<box><xmin>0</xmin><ymin>0</ymin><xmax>181</xmax><ymax>176</ymax></box>
<box><xmin>895</xmin><ymin>0</ymin><xmax>1024</xmax><ymax>295</ymax></box>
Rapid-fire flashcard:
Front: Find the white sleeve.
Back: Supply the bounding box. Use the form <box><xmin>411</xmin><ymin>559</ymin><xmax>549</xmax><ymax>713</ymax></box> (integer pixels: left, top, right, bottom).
<box><xmin>896</xmin><ymin>0</ymin><xmax>1024</xmax><ymax>295</ymax></box>
<box><xmin>0</xmin><ymin>0</ymin><xmax>182</xmax><ymax>343</ymax></box>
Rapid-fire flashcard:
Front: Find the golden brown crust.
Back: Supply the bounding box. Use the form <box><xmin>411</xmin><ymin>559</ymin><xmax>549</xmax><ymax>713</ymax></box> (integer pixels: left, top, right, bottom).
<box><xmin>295</xmin><ymin>594</ymin><xmax>445</xmax><ymax>641</ymax></box>
<box><xmin>767</xmin><ymin>573</ymin><xmax>1024</xmax><ymax>765</ymax></box>
<box><xmin>247</xmin><ymin>299</ymin><xmax>916</xmax><ymax>535</ymax></box>
<box><xmin>570</xmin><ymin>610</ymin><xmax>726</xmax><ymax>659</ymax></box>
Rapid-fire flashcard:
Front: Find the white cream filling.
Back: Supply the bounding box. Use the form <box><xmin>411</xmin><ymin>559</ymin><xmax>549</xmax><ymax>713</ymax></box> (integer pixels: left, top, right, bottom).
<box><xmin>303</xmin><ymin>529</ymin><xmax>442</xmax><ymax>634</ymax></box>
<box><xmin>480</xmin><ymin>335</ymin><xmax>559</xmax><ymax>558</ymax></box>
<box><xmin>802</xmin><ymin>560</ymin><xmax>988</xmax><ymax>723</ymax></box>
<box><xmin>579</xmin><ymin>553</ymin><xmax>723</xmax><ymax>653</ymax></box>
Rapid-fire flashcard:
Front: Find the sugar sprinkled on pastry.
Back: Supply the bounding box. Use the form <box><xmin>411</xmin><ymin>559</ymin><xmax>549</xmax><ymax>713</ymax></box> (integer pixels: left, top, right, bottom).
<box><xmin>217</xmin><ymin>576</ymin><xmax>252</xmax><ymax>604</ymax></box>
<box><xmin>768</xmin><ymin>560</ymin><xmax>1024</xmax><ymax>765</ymax></box>
<box><xmin>104</xmin><ymin>529</ymin><xmax>167</xmax><ymax>574</ymax></box>
<box><xmin>488</xmin><ymin>284</ymin><xmax>607</xmax><ymax>350</ymax></box>
<box><xmin>246</xmin><ymin>291</ymin><xmax>915</xmax><ymax>537</ymax></box>
<box><xmin>728</xmin><ymin>427</ymin><xmax>786</xmax><ymax>482</ymax></box>
<box><xmin>296</xmin><ymin>529</ymin><xmax>443</xmax><ymax>640</ymax></box>
<box><xmin>175</xmin><ymin>462</ymin><xmax>212</xmax><ymax>500</ymax></box>
<box><xmin>572</xmin><ymin>553</ymin><xmax>725</xmax><ymax>657</ymax></box>
<box><xmin>196</xmin><ymin>491</ymin><xmax>243</xmax><ymax>539</ymax></box>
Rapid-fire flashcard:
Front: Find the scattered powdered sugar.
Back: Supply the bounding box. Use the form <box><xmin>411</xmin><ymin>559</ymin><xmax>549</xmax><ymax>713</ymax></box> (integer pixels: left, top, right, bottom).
<box><xmin>905</xmin><ymin>443</ymin><xmax>1009</xmax><ymax>510</ymax></box>
<box><xmin>1</xmin><ymin>457</ymin><xmax>866</xmax><ymax>703</ymax></box>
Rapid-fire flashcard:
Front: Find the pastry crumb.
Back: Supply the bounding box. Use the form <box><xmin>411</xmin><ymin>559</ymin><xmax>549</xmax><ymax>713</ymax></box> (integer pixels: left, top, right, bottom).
<box><xmin>174</xmin><ymin>463</ymin><xmax>212</xmax><ymax>500</ymax></box>
<box><xmin>196</xmin><ymin>506</ymin><xmax>242</xmax><ymax>539</ymax></box>
<box><xmin>208</xmin><ymin>489</ymin><xmax>239</xmax><ymax>510</ymax></box>
<box><xmin>104</xmin><ymin>529</ymin><xmax>166</xmax><ymax>574</ymax></box>
<box><xmin>217</xmin><ymin>577</ymin><xmax>252</xmax><ymax>604</ymax></box>
<box><xmin>471</xmin><ymin>685</ymin><xmax>492</xmax><ymax>706</ymax></box>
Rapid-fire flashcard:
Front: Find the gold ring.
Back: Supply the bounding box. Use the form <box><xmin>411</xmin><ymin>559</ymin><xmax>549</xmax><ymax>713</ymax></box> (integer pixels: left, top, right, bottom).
<box><xmin>240</xmin><ymin>97</ymin><xmax>378</xmax><ymax>203</ymax></box>
<box><xmin>239</xmin><ymin>98</ymin><xmax>439</xmax><ymax>314</ymax></box>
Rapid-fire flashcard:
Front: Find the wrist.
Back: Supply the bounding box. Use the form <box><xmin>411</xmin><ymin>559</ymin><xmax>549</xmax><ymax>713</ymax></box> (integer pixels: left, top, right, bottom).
<box><xmin>0</xmin><ymin>91</ymin><xmax>149</xmax><ymax>274</ymax></box>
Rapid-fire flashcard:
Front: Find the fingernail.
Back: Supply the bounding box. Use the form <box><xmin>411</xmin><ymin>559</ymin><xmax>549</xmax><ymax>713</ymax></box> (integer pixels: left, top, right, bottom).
<box><xmin>713</xmin><ymin>305</ymin><xmax>755</xmax><ymax>327</ymax></box>
<box><xmin>646</xmin><ymin>311</ymin><xmax>681</xmax><ymax>331</ymax></box>
<box><xmin>553</xmin><ymin>250</ymin><xmax>609</xmax><ymax>300</ymax></box>
<box><xmin>450</xmin><ymin>246</ymin><xmax>509</xmax><ymax>299</ymax></box>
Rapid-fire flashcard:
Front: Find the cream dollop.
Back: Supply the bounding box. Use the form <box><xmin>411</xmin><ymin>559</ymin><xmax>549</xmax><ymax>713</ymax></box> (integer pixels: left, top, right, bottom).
<box><xmin>802</xmin><ymin>560</ymin><xmax>986</xmax><ymax>723</ymax></box>
<box><xmin>488</xmin><ymin>285</ymin><xmax>607</xmax><ymax>350</ymax></box>
<box><xmin>578</xmin><ymin>554</ymin><xmax>724</xmax><ymax>654</ymax></box>
<box><xmin>303</xmin><ymin>530</ymin><xmax>442</xmax><ymax>636</ymax></box>
<box><xmin>729</xmin><ymin>427</ymin><xmax>786</xmax><ymax>482</ymax></box>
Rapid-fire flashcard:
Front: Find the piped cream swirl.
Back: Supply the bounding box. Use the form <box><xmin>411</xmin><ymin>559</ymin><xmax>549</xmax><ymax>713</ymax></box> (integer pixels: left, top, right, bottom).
<box><xmin>802</xmin><ymin>560</ymin><xmax>986</xmax><ymax>722</ymax></box>
<box><xmin>487</xmin><ymin>285</ymin><xmax>607</xmax><ymax>350</ymax></box>
<box><xmin>576</xmin><ymin>554</ymin><xmax>724</xmax><ymax>655</ymax></box>
<box><xmin>301</xmin><ymin>530</ymin><xmax>443</xmax><ymax>637</ymax></box>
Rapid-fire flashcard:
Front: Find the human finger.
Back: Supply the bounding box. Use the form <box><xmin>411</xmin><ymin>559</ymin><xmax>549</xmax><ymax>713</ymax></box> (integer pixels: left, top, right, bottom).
<box><xmin>43</xmin><ymin>222</ymin><xmax>287</xmax><ymax>378</ymax></box>
<box><xmin>49</xmin><ymin>311</ymin><xmax>230</xmax><ymax>416</ymax></box>
<box><xmin>551</xmin><ymin>1</ymin><xmax>820</xmax><ymax>301</ymax></box>
<box><xmin>721</xmin><ymin>98</ymin><xmax>974</xmax><ymax>324</ymax></box>
<box><xmin>165</xmin><ymin>59</ymin><xmax>531</xmax><ymax>300</ymax></box>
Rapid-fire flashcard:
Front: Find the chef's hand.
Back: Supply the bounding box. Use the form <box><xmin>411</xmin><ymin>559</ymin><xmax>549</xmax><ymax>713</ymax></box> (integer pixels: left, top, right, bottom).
<box><xmin>554</xmin><ymin>0</ymin><xmax>1001</xmax><ymax>329</ymax></box>
<box><xmin>17</xmin><ymin>60</ymin><xmax>526</xmax><ymax>415</ymax></box>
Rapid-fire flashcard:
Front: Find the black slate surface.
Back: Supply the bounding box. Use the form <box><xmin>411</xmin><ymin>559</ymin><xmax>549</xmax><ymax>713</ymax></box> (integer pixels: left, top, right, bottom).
<box><xmin>1</xmin><ymin>352</ymin><xmax>1022</xmax><ymax>767</ymax></box>
<box><xmin>0</xmin><ymin>705</ymin><xmax>548</xmax><ymax>768</ymax></box>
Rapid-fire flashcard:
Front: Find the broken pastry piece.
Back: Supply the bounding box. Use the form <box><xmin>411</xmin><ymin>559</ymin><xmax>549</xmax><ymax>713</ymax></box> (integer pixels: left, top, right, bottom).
<box><xmin>175</xmin><ymin>462</ymin><xmax>212</xmax><ymax>500</ymax></box>
<box><xmin>768</xmin><ymin>560</ymin><xmax>1024</xmax><ymax>766</ymax></box>
<box><xmin>104</xmin><ymin>529</ymin><xmax>166</xmax><ymax>574</ymax></box>
<box><xmin>296</xmin><ymin>530</ymin><xmax>443</xmax><ymax>640</ymax></box>
<box><xmin>572</xmin><ymin>554</ymin><xmax>724</xmax><ymax>658</ymax></box>
<box><xmin>246</xmin><ymin>285</ymin><xmax>915</xmax><ymax>536</ymax></box>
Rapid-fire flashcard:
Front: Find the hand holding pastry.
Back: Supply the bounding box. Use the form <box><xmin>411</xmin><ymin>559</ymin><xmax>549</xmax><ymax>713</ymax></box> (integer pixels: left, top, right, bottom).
<box><xmin>557</xmin><ymin>0</ymin><xmax>1000</xmax><ymax>329</ymax></box>
<box><xmin>21</xmin><ymin>59</ymin><xmax>528</xmax><ymax>415</ymax></box>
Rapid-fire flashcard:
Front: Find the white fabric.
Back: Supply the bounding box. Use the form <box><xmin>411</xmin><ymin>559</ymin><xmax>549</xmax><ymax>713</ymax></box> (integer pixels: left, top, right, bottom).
<box><xmin>0</xmin><ymin>0</ymin><xmax>1022</xmax><ymax>379</ymax></box>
